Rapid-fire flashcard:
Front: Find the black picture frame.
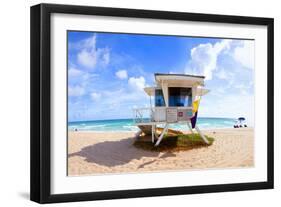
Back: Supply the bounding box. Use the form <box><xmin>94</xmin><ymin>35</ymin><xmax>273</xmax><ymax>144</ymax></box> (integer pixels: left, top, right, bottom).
<box><xmin>30</xmin><ymin>3</ymin><xmax>274</xmax><ymax>204</ymax></box>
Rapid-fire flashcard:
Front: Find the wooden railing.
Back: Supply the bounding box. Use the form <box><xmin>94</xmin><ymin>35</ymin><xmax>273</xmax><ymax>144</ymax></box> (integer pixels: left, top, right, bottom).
<box><xmin>133</xmin><ymin>107</ymin><xmax>193</xmax><ymax>124</ymax></box>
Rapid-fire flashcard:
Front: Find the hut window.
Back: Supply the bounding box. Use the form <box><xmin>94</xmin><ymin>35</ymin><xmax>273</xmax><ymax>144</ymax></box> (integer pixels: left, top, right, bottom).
<box><xmin>155</xmin><ymin>89</ymin><xmax>165</xmax><ymax>106</ymax></box>
<box><xmin>168</xmin><ymin>87</ymin><xmax>192</xmax><ymax>107</ymax></box>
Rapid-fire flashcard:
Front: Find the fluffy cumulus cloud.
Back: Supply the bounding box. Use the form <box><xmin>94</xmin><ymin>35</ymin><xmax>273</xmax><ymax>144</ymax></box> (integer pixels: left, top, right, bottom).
<box><xmin>77</xmin><ymin>35</ymin><xmax>110</xmax><ymax>69</ymax></box>
<box><xmin>68</xmin><ymin>85</ymin><xmax>85</xmax><ymax>97</ymax></box>
<box><xmin>185</xmin><ymin>39</ymin><xmax>255</xmax><ymax>125</ymax></box>
<box><xmin>185</xmin><ymin>40</ymin><xmax>254</xmax><ymax>80</ymax></box>
<box><xmin>215</xmin><ymin>68</ymin><xmax>228</xmax><ymax>80</ymax></box>
<box><xmin>128</xmin><ymin>76</ymin><xmax>146</xmax><ymax>91</ymax></box>
<box><xmin>215</xmin><ymin>68</ymin><xmax>234</xmax><ymax>80</ymax></box>
<box><xmin>232</xmin><ymin>41</ymin><xmax>254</xmax><ymax>69</ymax></box>
<box><xmin>78</xmin><ymin>50</ymin><xmax>97</xmax><ymax>68</ymax></box>
<box><xmin>115</xmin><ymin>69</ymin><xmax>128</xmax><ymax>79</ymax></box>
<box><xmin>186</xmin><ymin>40</ymin><xmax>232</xmax><ymax>80</ymax></box>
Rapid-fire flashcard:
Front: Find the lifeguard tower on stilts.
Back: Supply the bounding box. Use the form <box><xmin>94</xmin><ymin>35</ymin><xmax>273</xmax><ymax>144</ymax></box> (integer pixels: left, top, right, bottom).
<box><xmin>133</xmin><ymin>73</ymin><xmax>210</xmax><ymax>146</ymax></box>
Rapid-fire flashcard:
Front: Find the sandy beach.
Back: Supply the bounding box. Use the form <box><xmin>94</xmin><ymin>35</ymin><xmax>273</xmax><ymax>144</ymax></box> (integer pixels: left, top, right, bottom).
<box><xmin>68</xmin><ymin>128</ymin><xmax>254</xmax><ymax>176</ymax></box>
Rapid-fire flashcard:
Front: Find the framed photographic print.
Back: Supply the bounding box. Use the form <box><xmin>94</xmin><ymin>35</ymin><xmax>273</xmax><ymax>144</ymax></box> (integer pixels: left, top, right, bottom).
<box><xmin>30</xmin><ymin>3</ymin><xmax>274</xmax><ymax>203</ymax></box>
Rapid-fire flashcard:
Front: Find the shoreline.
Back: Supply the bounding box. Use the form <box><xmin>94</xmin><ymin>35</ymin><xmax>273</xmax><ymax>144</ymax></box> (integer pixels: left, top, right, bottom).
<box><xmin>68</xmin><ymin>127</ymin><xmax>254</xmax><ymax>134</ymax></box>
<box><xmin>68</xmin><ymin>128</ymin><xmax>254</xmax><ymax>176</ymax></box>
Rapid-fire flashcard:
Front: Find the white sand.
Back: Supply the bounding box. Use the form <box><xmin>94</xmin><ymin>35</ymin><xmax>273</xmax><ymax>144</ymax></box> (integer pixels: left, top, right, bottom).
<box><xmin>68</xmin><ymin>128</ymin><xmax>254</xmax><ymax>176</ymax></box>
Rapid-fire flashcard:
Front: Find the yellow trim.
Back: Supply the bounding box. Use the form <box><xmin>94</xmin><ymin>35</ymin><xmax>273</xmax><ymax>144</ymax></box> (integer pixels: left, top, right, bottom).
<box><xmin>192</xmin><ymin>99</ymin><xmax>200</xmax><ymax>113</ymax></box>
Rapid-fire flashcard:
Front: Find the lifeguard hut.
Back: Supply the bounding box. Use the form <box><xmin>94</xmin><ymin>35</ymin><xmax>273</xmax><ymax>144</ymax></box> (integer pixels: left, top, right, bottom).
<box><xmin>134</xmin><ymin>73</ymin><xmax>210</xmax><ymax>146</ymax></box>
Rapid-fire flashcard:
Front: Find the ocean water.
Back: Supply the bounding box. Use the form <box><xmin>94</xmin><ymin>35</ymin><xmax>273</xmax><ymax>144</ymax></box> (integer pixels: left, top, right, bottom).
<box><xmin>68</xmin><ymin>117</ymin><xmax>237</xmax><ymax>132</ymax></box>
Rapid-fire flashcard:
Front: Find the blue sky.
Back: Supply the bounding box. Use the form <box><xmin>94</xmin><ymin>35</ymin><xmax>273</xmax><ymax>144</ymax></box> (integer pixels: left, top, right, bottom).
<box><xmin>68</xmin><ymin>31</ymin><xmax>255</xmax><ymax>124</ymax></box>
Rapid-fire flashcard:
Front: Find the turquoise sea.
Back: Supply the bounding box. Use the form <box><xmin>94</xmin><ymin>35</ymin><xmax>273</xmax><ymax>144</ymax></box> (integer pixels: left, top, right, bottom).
<box><xmin>68</xmin><ymin>117</ymin><xmax>236</xmax><ymax>132</ymax></box>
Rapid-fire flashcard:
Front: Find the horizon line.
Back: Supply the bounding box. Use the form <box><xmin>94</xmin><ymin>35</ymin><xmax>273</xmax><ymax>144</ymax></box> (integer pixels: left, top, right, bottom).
<box><xmin>68</xmin><ymin>116</ymin><xmax>237</xmax><ymax>123</ymax></box>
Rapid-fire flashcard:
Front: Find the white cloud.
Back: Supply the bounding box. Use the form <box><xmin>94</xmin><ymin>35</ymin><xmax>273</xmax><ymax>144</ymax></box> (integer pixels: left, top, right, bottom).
<box><xmin>77</xmin><ymin>35</ymin><xmax>110</xmax><ymax>69</ymax></box>
<box><xmin>215</xmin><ymin>68</ymin><xmax>234</xmax><ymax>80</ymax></box>
<box><xmin>115</xmin><ymin>69</ymin><xmax>128</xmax><ymax>79</ymax></box>
<box><xmin>232</xmin><ymin>41</ymin><xmax>254</xmax><ymax>69</ymax></box>
<box><xmin>68</xmin><ymin>67</ymin><xmax>82</xmax><ymax>77</ymax></box>
<box><xmin>128</xmin><ymin>76</ymin><xmax>146</xmax><ymax>91</ymax></box>
<box><xmin>82</xmin><ymin>34</ymin><xmax>97</xmax><ymax>48</ymax></box>
<box><xmin>68</xmin><ymin>85</ymin><xmax>85</xmax><ymax>96</ymax></box>
<box><xmin>91</xmin><ymin>87</ymin><xmax>149</xmax><ymax>118</ymax></box>
<box><xmin>215</xmin><ymin>68</ymin><xmax>228</xmax><ymax>80</ymax></box>
<box><xmin>68</xmin><ymin>34</ymin><xmax>96</xmax><ymax>50</ymax></box>
<box><xmin>78</xmin><ymin>49</ymin><xmax>98</xmax><ymax>68</ymax></box>
<box><xmin>101</xmin><ymin>49</ymin><xmax>110</xmax><ymax>65</ymax></box>
<box><xmin>90</xmin><ymin>92</ymin><xmax>101</xmax><ymax>101</ymax></box>
<box><xmin>186</xmin><ymin>40</ymin><xmax>232</xmax><ymax>80</ymax></box>
<box><xmin>68</xmin><ymin>66</ymin><xmax>98</xmax><ymax>87</ymax></box>
<box><xmin>86</xmin><ymin>76</ymin><xmax>149</xmax><ymax>115</ymax></box>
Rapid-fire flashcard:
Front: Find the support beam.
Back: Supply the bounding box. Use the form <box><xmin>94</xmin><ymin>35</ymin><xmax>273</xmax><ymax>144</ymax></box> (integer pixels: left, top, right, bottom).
<box><xmin>195</xmin><ymin>125</ymin><xmax>209</xmax><ymax>144</ymax></box>
<box><xmin>152</xmin><ymin>125</ymin><xmax>155</xmax><ymax>143</ymax></box>
<box><xmin>155</xmin><ymin>124</ymin><xmax>169</xmax><ymax>147</ymax></box>
<box><xmin>161</xmin><ymin>82</ymin><xmax>169</xmax><ymax>107</ymax></box>
<box><xmin>154</xmin><ymin>125</ymin><xmax>159</xmax><ymax>139</ymax></box>
<box><xmin>187</xmin><ymin>122</ymin><xmax>194</xmax><ymax>134</ymax></box>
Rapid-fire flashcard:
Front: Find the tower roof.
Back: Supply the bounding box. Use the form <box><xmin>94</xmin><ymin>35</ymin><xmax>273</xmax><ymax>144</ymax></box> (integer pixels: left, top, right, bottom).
<box><xmin>154</xmin><ymin>73</ymin><xmax>205</xmax><ymax>87</ymax></box>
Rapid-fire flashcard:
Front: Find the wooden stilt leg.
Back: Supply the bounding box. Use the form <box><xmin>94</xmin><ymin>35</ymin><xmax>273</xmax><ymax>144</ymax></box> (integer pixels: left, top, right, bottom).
<box><xmin>155</xmin><ymin>124</ymin><xmax>169</xmax><ymax>147</ymax></box>
<box><xmin>195</xmin><ymin>125</ymin><xmax>209</xmax><ymax>144</ymax></box>
<box><xmin>154</xmin><ymin>124</ymin><xmax>158</xmax><ymax>139</ymax></box>
<box><xmin>152</xmin><ymin>125</ymin><xmax>154</xmax><ymax>143</ymax></box>
<box><xmin>187</xmin><ymin>122</ymin><xmax>194</xmax><ymax>134</ymax></box>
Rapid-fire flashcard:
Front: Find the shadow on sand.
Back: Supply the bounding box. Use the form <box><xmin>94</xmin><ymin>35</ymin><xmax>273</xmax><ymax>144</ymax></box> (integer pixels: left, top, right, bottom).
<box><xmin>68</xmin><ymin>137</ymin><xmax>176</xmax><ymax>168</ymax></box>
